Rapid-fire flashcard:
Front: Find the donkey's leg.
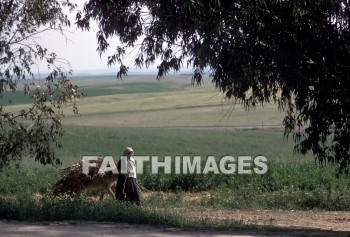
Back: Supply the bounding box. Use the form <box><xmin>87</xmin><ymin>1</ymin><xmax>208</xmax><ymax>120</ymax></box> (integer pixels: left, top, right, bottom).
<box><xmin>107</xmin><ymin>185</ymin><xmax>116</xmax><ymax>199</ymax></box>
<box><xmin>99</xmin><ymin>192</ymin><xmax>105</xmax><ymax>201</ymax></box>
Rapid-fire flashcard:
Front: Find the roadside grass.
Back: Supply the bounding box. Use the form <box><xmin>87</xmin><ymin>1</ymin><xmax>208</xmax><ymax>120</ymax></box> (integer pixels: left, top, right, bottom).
<box><xmin>142</xmin><ymin>164</ymin><xmax>350</xmax><ymax>211</ymax></box>
<box><xmin>0</xmin><ymin>193</ymin><xmax>245</xmax><ymax>229</ymax></box>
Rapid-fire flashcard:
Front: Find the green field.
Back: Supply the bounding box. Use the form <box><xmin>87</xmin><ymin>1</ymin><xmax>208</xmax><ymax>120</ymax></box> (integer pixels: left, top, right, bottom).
<box><xmin>1</xmin><ymin>74</ymin><xmax>350</xmax><ymax>227</ymax></box>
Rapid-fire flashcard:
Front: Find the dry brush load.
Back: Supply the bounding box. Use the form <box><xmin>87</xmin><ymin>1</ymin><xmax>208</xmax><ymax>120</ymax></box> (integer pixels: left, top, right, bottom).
<box><xmin>52</xmin><ymin>157</ymin><xmax>119</xmax><ymax>200</ymax></box>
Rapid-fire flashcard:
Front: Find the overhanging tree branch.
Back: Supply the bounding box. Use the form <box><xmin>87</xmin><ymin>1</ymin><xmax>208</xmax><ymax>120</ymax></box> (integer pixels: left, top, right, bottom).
<box><xmin>0</xmin><ymin>0</ymin><xmax>80</xmax><ymax>170</ymax></box>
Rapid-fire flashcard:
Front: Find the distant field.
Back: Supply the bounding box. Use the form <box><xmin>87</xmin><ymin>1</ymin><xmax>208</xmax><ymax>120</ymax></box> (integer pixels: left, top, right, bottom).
<box><xmin>4</xmin><ymin>74</ymin><xmax>286</xmax><ymax>127</ymax></box>
<box><xmin>63</xmin><ymin>75</ymin><xmax>286</xmax><ymax>127</ymax></box>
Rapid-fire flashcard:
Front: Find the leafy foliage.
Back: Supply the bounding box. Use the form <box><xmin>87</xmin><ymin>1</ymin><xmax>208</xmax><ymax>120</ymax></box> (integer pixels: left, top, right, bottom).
<box><xmin>0</xmin><ymin>0</ymin><xmax>81</xmax><ymax>169</ymax></box>
<box><xmin>76</xmin><ymin>0</ymin><xmax>350</xmax><ymax>172</ymax></box>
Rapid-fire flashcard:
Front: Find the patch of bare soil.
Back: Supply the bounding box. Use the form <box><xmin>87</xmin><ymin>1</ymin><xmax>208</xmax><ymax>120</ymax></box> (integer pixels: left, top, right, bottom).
<box><xmin>167</xmin><ymin>207</ymin><xmax>350</xmax><ymax>232</ymax></box>
<box><xmin>142</xmin><ymin>191</ymin><xmax>350</xmax><ymax>232</ymax></box>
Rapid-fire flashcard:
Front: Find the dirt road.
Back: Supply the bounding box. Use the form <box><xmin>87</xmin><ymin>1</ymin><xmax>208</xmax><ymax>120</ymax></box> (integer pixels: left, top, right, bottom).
<box><xmin>169</xmin><ymin>208</ymin><xmax>350</xmax><ymax>231</ymax></box>
<box><xmin>1</xmin><ymin>220</ymin><xmax>349</xmax><ymax>237</ymax></box>
<box><xmin>1</xmin><ymin>208</ymin><xmax>350</xmax><ymax>237</ymax></box>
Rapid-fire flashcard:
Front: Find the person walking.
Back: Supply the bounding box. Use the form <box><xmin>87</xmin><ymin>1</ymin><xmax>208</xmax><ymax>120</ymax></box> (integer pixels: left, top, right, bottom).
<box><xmin>115</xmin><ymin>147</ymin><xmax>141</xmax><ymax>206</ymax></box>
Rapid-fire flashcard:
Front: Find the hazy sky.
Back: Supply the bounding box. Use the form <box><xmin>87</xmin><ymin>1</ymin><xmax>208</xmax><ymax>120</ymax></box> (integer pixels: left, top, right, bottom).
<box><xmin>37</xmin><ymin>24</ymin><xmax>109</xmax><ymax>72</ymax></box>
<box><xmin>35</xmin><ymin>0</ymin><xmax>158</xmax><ymax>74</ymax></box>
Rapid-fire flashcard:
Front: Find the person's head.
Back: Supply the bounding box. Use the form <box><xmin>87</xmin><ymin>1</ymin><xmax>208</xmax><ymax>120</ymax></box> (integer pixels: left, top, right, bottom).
<box><xmin>123</xmin><ymin>147</ymin><xmax>134</xmax><ymax>157</ymax></box>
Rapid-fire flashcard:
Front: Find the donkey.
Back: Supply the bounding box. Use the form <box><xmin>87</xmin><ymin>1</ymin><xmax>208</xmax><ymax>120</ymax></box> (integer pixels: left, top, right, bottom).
<box><xmin>53</xmin><ymin>160</ymin><xmax>119</xmax><ymax>201</ymax></box>
<box><xmin>84</xmin><ymin>171</ymin><xmax>119</xmax><ymax>200</ymax></box>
